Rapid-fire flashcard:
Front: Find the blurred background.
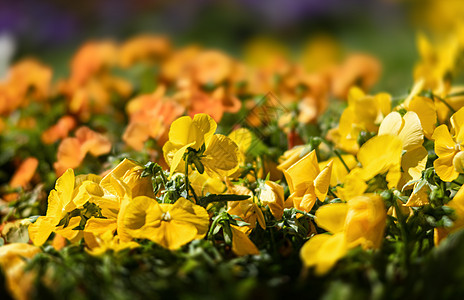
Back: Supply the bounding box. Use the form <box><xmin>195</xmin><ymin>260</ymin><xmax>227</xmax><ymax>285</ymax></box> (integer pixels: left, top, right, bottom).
<box><xmin>0</xmin><ymin>0</ymin><xmax>460</xmax><ymax>93</ymax></box>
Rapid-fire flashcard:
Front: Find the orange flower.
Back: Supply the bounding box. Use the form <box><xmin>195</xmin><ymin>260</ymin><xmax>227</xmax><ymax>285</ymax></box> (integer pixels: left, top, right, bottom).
<box><xmin>3</xmin><ymin>157</ymin><xmax>39</xmax><ymax>202</ymax></box>
<box><xmin>175</xmin><ymin>82</ymin><xmax>241</xmax><ymax>123</ymax></box>
<box><xmin>330</xmin><ymin>53</ymin><xmax>381</xmax><ymax>99</ymax></box>
<box><xmin>190</xmin><ymin>50</ymin><xmax>235</xmax><ymax>85</ymax></box>
<box><xmin>9</xmin><ymin>157</ymin><xmax>39</xmax><ymax>189</ymax></box>
<box><xmin>54</xmin><ymin>127</ymin><xmax>111</xmax><ymax>175</ymax></box>
<box><xmin>69</xmin><ymin>41</ymin><xmax>118</xmax><ymax>85</ymax></box>
<box><xmin>123</xmin><ymin>90</ymin><xmax>184</xmax><ymax>150</ymax></box>
<box><xmin>161</xmin><ymin>46</ymin><xmax>201</xmax><ymax>82</ymax></box>
<box><xmin>188</xmin><ymin>89</ymin><xmax>226</xmax><ymax>122</ymax></box>
<box><xmin>119</xmin><ymin>35</ymin><xmax>171</xmax><ymax>68</ymax></box>
<box><xmin>57</xmin><ymin>41</ymin><xmax>132</xmax><ymax>121</ymax></box>
<box><xmin>7</xmin><ymin>59</ymin><xmax>52</xmax><ymax>101</ymax></box>
<box><xmin>0</xmin><ymin>59</ymin><xmax>52</xmax><ymax>115</ymax></box>
<box><xmin>41</xmin><ymin>115</ymin><xmax>77</xmax><ymax>144</ymax></box>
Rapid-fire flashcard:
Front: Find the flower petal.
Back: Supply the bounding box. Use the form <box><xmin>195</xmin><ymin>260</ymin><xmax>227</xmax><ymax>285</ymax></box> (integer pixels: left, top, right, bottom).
<box><xmin>315</xmin><ymin>203</ymin><xmax>348</xmax><ymax>233</ymax></box>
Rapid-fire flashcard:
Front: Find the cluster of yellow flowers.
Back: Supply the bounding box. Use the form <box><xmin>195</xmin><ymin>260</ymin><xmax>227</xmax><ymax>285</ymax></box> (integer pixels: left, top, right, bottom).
<box><xmin>4</xmin><ymin>25</ymin><xmax>464</xmax><ymax>299</ymax></box>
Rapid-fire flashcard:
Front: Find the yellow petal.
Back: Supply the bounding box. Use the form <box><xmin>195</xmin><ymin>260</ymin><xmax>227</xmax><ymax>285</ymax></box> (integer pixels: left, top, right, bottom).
<box><xmin>345</xmin><ymin>195</ymin><xmax>386</xmax><ymax>249</ymax></box>
<box><xmin>453</xmin><ymin>151</ymin><xmax>464</xmax><ymax>173</ymax></box>
<box><xmin>451</xmin><ymin>107</ymin><xmax>464</xmax><ymax>143</ymax></box>
<box><xmin>72</xmin><ymin>181</ymin><xmax>103</xmax><ymax>208</ymax></box>
<box><xmin>319</xmin><ymin>154</ymin><xmax>357</xmax><ymax>186</ymax></box>
<box><xmin>335</xmin><ymin>169</ymin><xmax>367</xmax><ymax>202</ymax></box>
<box><xmin>291</xmin><ymin>183</ymin><xmax>317</xmax><ymax>213</ymax></box>
<box><xmin>228</xmin><ymin>128</ymin><xmax>252</xmax><ymax>153</ymax></box>
<box><xmin>408</xmin><ymin>96</ymin><xmax>436</xmax><ymax>139</ymax></box>
<box><xmin>48</xmin><ymin>169</ymin><xmax>75</xmax><ymax>221</ymax></box>
<box><xmin>357</xmin><ymin>135</ymin><xmax>403</xmax><ymax>182</ymax></box>
<box><xmin>315</xmin><ymin>232</ymin><xmax>347</xmax><ymax>275</ymax></box>
<box><xmin>202</xmin><ymin>134</ymin><xmax>240</xmax><ymax>178</ymax></box>
<box><xmin>230</xmin><ymin>225</ymin><xmax>260</xmax><ymax>256</ymax></box>
<box><xmin>376</xmin><ymin>93</ymin><xmax>392</xmax><ymax>120</ymax></box>
<box><xmin>193</xmin><ymin>113</ymin><xmax>217</xmax><ymax>147</ymax></box>
<box><xmin>162</xmin><ymin>221</ymin><xmax>198</xmax><ymax>250</ymax></box>
<box><xmin>55</xmin><ymin>217</ymin><xmax>82</xmax><ymax>243</ymax></box>
<box><xmin>168</xmin><ymin>116</ymin><xmax>195</xmax><ymax>146</ymax></box>
<box><xmin>168</xmin><ymin>197</ymin><xmax>210</xmax><ymax>238</ymax></box>
<box><xmin>28</xmin><ymin>217</ymin><xmax>56</xmax><ymax>246</ymax></box>
<box><xmin>378</xmin><ymin>112</ymin><xmax>402</xmax><ymax>136</ymax></box>
<box><xmin>260</xmin><ymin>181</ymin><xmax>285</xmax><ymax>220</ymax></box>
<box><xmin>405</xmin><ymin>183</ymin><xmax>429</xmax><ymax>207</ymax></box>
<box><xmin>432</xmin><ymin>125</ymin><xmax>456</xmax><ymax>157</ymax></box>
<box><xmin>300</xmin><ymin>233</ymin><xmax>347</xmax><ymax>275</ymax></box>
<box><xmin>403</xmin><ymin>79</ymin><xmax>424</xmax><ymax>107</ymax></box>
<box><xmin>397</xmin><ymin>112</ymin><xmax>424</xmax><ymax>151</ymax></box>
<box><xmin>434</xmin><ymin>152</ymin><xmax>459</xmax><ymax>182</ymax></box>
<box><xmin>400</xmin><ymin>146</ymin><xmax>428</xmax><ymax>188</ymax></box>
<box><xmin>300</xmin><ymin>233</ymin><xmax>330</xmax><ymax>268</ymax></box>
<box><xmin>84</xmin><ymin>218</ymin><xmax>118</xmax><ymax>235</ymax></box>
<box><xmin>314</xmin><ymin>161</ymin><xmax>333</xmax><ymax>201</ymax></box>
<box><xmin>169</xmin><ymin>114</ymin><xmax>217</xmax><ymax>150</ymax></box>
<box><xmin>283</xmin><ymin>150</ymin><xmax>319</xmax><ymax>193</ymax></box>
<box><xmin>165</xmin><ymin>142</ymin><xmax>194</xmax><ymax>176</ymax></box>
<box><xmin>315</xmin><ymin>203</ymin><xmax>348</xmax><ymax>233</ymax></box>
<box><xmin>123</xmin><ymin>196</ymin><xmax>163</xmax><ymax>238</ymax></box>
<box><xmin>386</xmin><ymin>165</ymin><xmax>402</xmax><ymax>189</ymax></box>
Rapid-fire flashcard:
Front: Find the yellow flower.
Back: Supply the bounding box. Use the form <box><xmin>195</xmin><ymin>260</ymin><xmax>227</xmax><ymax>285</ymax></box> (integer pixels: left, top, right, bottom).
<box><xmin>0</xmin><ymin>243</ymin><xmax>41</xmax><ymax>300</ymax></box>
<box><xmin>189</xmin><ymin>171</ymin><xmax>226</xmax><ymax>197</ymax></box>
<box><xmin>28</xmin><ymin>169</ymin><xmax>78</xmax><ymax>246</ymax></box>
<box><xmin>414</xmin><ymin>32</ymin><xmax>459</xmax><ymax>91</ymax></box>
<box><xmin>100</xmin><ymin>158</ymin><xmax>155</xmax><ymax>198</ymax></box>
<box><xmin>300</xmin><ymin>194</ymin><xmax>386</xmax><ymax>275</ymax></box>
<box><xmin>85</xmin><ymin>159</ymin><xmax>156</xmax><ymax>243</ymax></box>
<box><xmin>327</xmin><ymin>87</ymin><xmax>391</xmax><ymax>154</ymax></box>
<box><xmin>378</xmin><ymin>111</ymin><xmax>428</xmax><ymax>188</ymax></box>
<box><xmin>282</xmin><ymin>150</ymin><xmax>332</xmax><ymax>213</ymax></box>
<box><xmin>344</xmin><ymin>195</ymin><xmax>387</xmax><ymax>249</ymax></box>
<box><xmin>433</xmin><ymin>107</ymin><xmax>464</xmax><ymax>182</ymax></box>
<box><xmin>356</xmin><ymin>135</ymin><xmax>403</xmax><ymax>189</ymax></box>
<box><xmin>259</xmin><ymin>181</ymin><xmax>285</xmax><ymax>220</ymax></box>
<box><xmin>163</xmin><ymin>113</ymin><xmax>240</xmax><ymax>178</ymax></box>
<box><xmin>226</xmin><ymin>184</ymin><xmax>266</xmax><ymax>231</ymax></box>
<box><xmin>122</xmin><ymin>197</ymin><xmax>209</xmax><ymax>250</ymax></box>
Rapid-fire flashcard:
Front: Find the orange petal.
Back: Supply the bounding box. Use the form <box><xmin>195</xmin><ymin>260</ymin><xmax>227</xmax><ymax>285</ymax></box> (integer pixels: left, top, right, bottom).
<box><xmin>9</xmin><ymin>157</ymin><xmax>39</xmax><ymax>188</ymax></box>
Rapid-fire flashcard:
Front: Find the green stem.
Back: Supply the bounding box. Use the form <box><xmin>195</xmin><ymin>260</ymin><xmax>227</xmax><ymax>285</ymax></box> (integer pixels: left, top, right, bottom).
<box><xmin>393</xmin><ymin>198</ymin><xmax>410</xmax><ymax>267</ymax></box>
<box><xmin>334</xmin><ymin>149</ymin><xmax>351</xmax><ymax>173</ymax></box>
<box><xmin>328</xmin><ymin>188</ymin><xmax>337</xmax><ymax>199</ymax></box>
<box><xmin>434</xmin><ymin>94</ymin><xmax>456</xmax><ymax>114</ymax></box>
<box><xmin>189</xmin><ymin>185</ymin><xmax>199</xmax><ymax>204</ymax></box>
<box><xmin>185</xmin><ymin>158</ymin><xmax>190</xmax><ymax>200</ymax></box>
<box><xmin>294</xmin><ymin>209</ymin><xmax>316</xmax><ymax>219</ymax></box>
<box><xmin>158</xmin><ymin>168</ymin><xmax>168</xmax><ymax>186</ymax></box>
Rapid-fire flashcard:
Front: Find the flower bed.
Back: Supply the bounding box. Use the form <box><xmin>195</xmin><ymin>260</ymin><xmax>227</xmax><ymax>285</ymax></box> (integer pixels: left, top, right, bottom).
<box><xmin>2</xmin><ymin>25</ymin><xmax>464</xmax><ymax>299</ymax></box>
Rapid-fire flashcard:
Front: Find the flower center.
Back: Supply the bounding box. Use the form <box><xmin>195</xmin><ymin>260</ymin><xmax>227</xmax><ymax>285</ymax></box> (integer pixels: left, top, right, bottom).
<box><xmin>456</xmin><ymin>144</ymin><xmax>462</xmax><ymax>151</ymax></box>
<box><xmin>161</xmin><ymin>211</ymin><xmax>172</xmax><ymax>221</ymax></box>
